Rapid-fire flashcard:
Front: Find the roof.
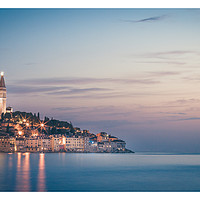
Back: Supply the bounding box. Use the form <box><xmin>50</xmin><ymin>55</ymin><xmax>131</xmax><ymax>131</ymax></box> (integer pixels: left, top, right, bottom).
<box><xmin>112</xmin><ymin>140</ymin><xmax>125</xmax><ymax>143</ymax></box>
<box><xmin>0</xmin><ymin>74</ymin><xmax>6</xmax><ymax>88</ymax></box>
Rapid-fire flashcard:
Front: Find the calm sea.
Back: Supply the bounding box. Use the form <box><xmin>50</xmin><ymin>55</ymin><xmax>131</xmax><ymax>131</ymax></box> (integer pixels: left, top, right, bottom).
<box><xmin>0</xmin><ymin>152</ymin><xmax>200</xmax><ymax>192</ymax></box>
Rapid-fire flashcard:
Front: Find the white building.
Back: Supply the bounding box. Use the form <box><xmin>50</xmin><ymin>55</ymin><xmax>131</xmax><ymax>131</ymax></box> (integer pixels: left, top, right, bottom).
<box><xmin>24</xmin><ymin>136</ymin><xmax>39</xmax><ymax>152</ymax></box>
<box><xmin>39</xmin><ymin>137</ymin><xmax>52</xmax><ymax>152</ymax></box>
<box><xmin>52</xmin><ymin>135</ymin><xmax>60</xmax><ymax>152</ymax></box>
<box><xmin>66</xmin><ymin>136</ymin><xmax>89</xmax><ymax>152</ymax></box>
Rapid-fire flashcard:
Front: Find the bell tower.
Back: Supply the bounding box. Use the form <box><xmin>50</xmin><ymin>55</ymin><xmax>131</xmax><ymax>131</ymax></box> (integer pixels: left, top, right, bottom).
<box><xmin>0</xmin><ymin>72</ymin><xmax>6</xmax><ymax>116</ymax></box>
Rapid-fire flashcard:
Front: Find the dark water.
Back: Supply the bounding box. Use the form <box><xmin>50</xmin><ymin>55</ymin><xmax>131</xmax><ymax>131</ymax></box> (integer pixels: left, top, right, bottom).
<box><xmin>0</xmin><ymin>152</ymin><xmax>200</xmax><ymax>192</ymax></box>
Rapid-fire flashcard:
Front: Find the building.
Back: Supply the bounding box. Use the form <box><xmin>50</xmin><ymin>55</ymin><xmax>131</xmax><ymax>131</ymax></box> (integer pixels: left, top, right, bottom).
<box><xmin>0</xmin><ymin>136</ymin><xmax>14</xmax><ymax>152</ymax></box>
<box><xmin>113</xmin><ymin>140</ymin><xmax>126</xmax><ymax>151</ymax></box>
<box><xmin>66</xmin><ymin>136</ymin><xmax>86</xmax><ymax>152</ymax></box>
<box><xmin>6</xmin><ymin>106</ymin><xmax>13</xmax><ymax>114</ymax></box>
<box><xmin>0</xmin><ymin>72</ymin><xmax>6</xmax><ymax>116</ymax></box>
<box><xmin>97</xmin><ymin>140</ymin><xmax>126</xmax><ymax>152</ymax></box>
<box><xmin>51</xmin><ymin>135</ymin><xmax>60</xmax><ymax>152</ymax></box>
<box><xmin>15</xmin><ymin>137</ymin><xmax>25</xmax><ymax>152</ymax></box>
<box><xmin>88</xmin><ymin>140</ymin><xmax>98</xmax><ymax>152</ymax></box>
<box><xmin>24</xmin><ymin>136</ymin><xmax>39</xmax><ymax>152</ymax></box>
<box><xmin>39</xmin><ymin>136</ymin><xmax>53</xmax><ymax>152</ymax></box>
<box><xmin>96</xmin><ymin>132</ymin><xmax>109</xmax><ymax>142</ymax></box>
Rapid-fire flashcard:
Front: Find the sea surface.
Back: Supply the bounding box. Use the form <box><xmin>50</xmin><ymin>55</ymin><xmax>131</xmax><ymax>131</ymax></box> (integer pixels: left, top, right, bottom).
<box><xmin>0</xmin><ymin>152</ymin><xmax>200</xmax><ymax>192</ymax></box>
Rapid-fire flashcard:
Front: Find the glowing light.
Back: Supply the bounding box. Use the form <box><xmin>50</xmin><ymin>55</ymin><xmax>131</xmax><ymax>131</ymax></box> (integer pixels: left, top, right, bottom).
<box><xmin>18</xmin><ymin>131</ymin><xmax>22</xmax><ymax>135</ymax></box>
<box><xmin>41</xmin><ymin>123</ymin><xmax>44</xmax><ymax>127</ymax></box>
<box><xmin>26</xmin><ymin>123</ymin><xmax>29</xmax><ymax>127</ymax></box>
<box><xmin>23</xmin><ymin>119</ymin><xmax>26</xmax><ymax>123</ymax></box>
<box><xmin>1</xmin><ymin>72</ymin><xmax>4</xmax><ymax>76</ymax></box>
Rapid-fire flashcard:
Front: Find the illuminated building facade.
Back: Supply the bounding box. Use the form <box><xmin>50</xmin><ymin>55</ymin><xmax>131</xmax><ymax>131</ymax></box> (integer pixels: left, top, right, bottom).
<box><xmin>0</xmin><ymin>72</ymin><xmax>6</xmax><ymax>116</ymax></box>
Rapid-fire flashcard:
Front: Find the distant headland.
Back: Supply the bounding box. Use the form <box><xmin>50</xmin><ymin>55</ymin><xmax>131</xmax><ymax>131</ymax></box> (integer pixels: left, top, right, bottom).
<box><xmin>0</xmin><ymin>72</ymin><xmax>134</xmax><ymax>153</ymax></box>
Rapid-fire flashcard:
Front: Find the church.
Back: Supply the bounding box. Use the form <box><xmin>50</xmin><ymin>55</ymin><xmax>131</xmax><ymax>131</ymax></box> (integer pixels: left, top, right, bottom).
<box><xmin>0</xmin><ymin>72</ymin><xmax>13</xmax><ymax>117</ymax></box>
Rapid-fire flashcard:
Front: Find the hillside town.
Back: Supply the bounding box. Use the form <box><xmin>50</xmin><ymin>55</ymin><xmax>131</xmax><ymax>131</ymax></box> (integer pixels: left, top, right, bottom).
<box><xmin>0</xmin><ymin>72</ymin><xmax>133</xmax><ymax>153</ymax></box>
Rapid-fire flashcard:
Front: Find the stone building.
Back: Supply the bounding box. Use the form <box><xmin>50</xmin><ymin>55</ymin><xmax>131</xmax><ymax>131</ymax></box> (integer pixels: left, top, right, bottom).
<box><xmin>24</xmin><ymin>136</ymin><xmax>40</xmax><ymax>152</ymax></box>
<box><xmin>0</xmin><ymin>72</ymin><xmax>6</xmax><ymax>116</ymax></box>
<box><xmin>0</xmin><ymin>136</ymin><xmax>14</xmax><ymax>152</ymax></box>
<box><xmin>66</xmin><ymin>136</ymin><xmax>89</xmax><ymax>152</ymax></box>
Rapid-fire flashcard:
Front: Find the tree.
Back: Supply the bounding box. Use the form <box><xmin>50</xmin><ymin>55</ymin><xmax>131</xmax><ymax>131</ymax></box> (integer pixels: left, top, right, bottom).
<box><xmin>6</xmin><ymin>124</ymin><xmax>10</xmax><ymax>133</ymax></box>
<box><xmin>37</xmin><ymin>112</ymin><xmax>40</xmax><ymax>120</ymax></box>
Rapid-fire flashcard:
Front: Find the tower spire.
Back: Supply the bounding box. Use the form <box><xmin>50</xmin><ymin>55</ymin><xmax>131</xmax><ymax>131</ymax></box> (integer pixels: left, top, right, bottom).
<box><xmin>0</xmin><ymin>72</ymin><xmax>6</xmax><ymax>88</ymax></box>
<box><xmin>0</xmin><ymin>71</ymin><xmax>6</xmax><ymax>115</ymax></box>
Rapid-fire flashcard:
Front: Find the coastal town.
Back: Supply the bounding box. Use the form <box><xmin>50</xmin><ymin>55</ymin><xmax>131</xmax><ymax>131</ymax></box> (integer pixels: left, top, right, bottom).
<box><xmin>0</xmin><ymin>72</ymin><xmax>133</xmax><ymax>153</ymax></box>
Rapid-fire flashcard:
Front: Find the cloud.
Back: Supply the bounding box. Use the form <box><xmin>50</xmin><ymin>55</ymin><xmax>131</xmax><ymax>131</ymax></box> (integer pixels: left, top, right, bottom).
<box><xmin>7</xmin><ymin>84</ymin><xmax>113</xmax><ymax>98</ymax></box>
<box><xmin>15</xmin><ymin>77</ymin><xmax>160</xmax><ymax>86</ymax></box>
<box><xmin>46</xmin><ymin>87</ymin><xmax>111</xmax><ymax>95</ymax></box>
<box><xmin>122</xmin><ymin>15</ymin><xmax>166</xmax><ymax>23</ymax></box>
<box><xmin>151</xmin><ymin>50</ymin><xmax>196</xmax><ymax>56</ymax></box>
<box><xmin>147</xmin><ymin>71</ymin><xmax>181</xmax><ymax>77</ymax></box>
<box><xmin>7</xmin><ymin>85</ymin><xmax>69</xmax><ymax>94</ymax></box>
<box><xmin>134</xmin><ymin>61</ymin><xmax>186</xmax><ymax>65</ymax></box>
<box><xmin>129</xmin><ymin>50</ymin><xmax>199</xmax><ymax>66</ymax></box>
<box><xmin>159</xmin><ymin>112</ymin><xmax>186</xmax><ymax>115</ymax></box>
<box><xmin>169</xmin><ymin>99</ymin><xmax>200</xmax><ymax>105</ymax></box>
<box><xmin>176</xmin><ymin>117</ymin><xmax>200</xmax><ymax>121</ymax></box>
<box><xmin>182</xmin><ymin>75</ymin><xmax>200</xmax><ymax>82</ymax></box>
<box><xmin>139</xmin><ymin>50</ymin><xmax>198</xmax><ymax>60</ymax></box>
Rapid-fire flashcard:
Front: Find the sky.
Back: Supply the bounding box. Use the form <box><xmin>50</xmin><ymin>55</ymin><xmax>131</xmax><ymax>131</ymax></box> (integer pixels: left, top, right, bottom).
<box><xmin>1</xmin><ymin>8</ymin><xmax>200</xmax><ymax>152</ymax></box>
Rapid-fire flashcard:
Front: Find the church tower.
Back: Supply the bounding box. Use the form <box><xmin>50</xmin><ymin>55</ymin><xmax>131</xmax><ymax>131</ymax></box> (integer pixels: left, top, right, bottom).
<box><xmin>0</xmin><ymin>72</ymin><xmax>6</xmax><ymax>116</ymax></box>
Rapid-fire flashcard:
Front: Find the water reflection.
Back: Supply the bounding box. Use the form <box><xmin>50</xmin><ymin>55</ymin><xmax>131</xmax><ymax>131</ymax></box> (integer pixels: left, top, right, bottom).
<box><xmin>37</xmin><ymin>153</ymin><xmax>46</xmax><ymax>191</ymax></box>
<box><xmin>14</xmin><ymin>153</ymin><xmax>46</xmax><ymax>191</ymax></box>
<box><xmin>21</xmin><ymin>153</ymin><xmax>30</xmax><ymax>191</ymax></box>
<box><xmin>15</xmin><ymin>153</ymin><xmax>22</xmax><ymax>191</ymax></box>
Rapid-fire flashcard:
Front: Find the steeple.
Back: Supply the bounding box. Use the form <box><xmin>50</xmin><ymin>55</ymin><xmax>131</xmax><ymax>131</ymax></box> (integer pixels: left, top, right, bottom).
<box><xmin>0</xmin><ymin>72</ymin><xmax>6</xmax><ymax>88</ymax></box>
<box><xmin>0</xmin><ymin>71</ymin><xmax>6</xmax><ymax>115</ymax></box>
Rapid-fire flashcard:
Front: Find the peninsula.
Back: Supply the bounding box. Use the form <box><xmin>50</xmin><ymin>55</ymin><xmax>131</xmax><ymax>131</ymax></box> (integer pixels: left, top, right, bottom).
<box><xmin>0</xmin><ymin>72</ymin><xmax>133</xmax><ymax>153</ymax></box>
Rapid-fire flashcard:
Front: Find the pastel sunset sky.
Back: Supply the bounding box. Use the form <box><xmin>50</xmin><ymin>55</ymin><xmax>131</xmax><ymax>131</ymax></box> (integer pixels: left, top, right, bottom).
<box><xmin>1</xmin><ymin>8</ymin><xmax>200</xmax><ymax>152</ymax></box>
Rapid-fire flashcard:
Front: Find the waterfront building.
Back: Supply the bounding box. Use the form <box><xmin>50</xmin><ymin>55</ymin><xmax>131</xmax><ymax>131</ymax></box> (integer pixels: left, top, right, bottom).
<box><xmin>15</xmin><ymin>137</ymin><xmax>25</xmax><ymax>152</ymax></box>
<box><xmin>51</xmin><ymin>135</ymin><xmax>60</xmax><ymax>152</ymax></box>
<box><xmin>0</xmin><ymin>72</ymin><xmax>6</xmax><ymax>116</ymax></box>
<box><xmin>0</xmin><ymin>136</ymin><xmax>14</xmax><ymax>152</ymax></box>
<box><xmin>24</xmin><ymin>136</ymin><xmax>39</xmax><ymax>152</ymax></box>
<box><xmin>88</xmin><ymin>140</ymin><xmax>98</xmax><ymax>152</ymax></box>
<box><xmin>66</xmin><ymin>136</ymin><xmax>85</xmax><ymax>152</ymax></box>
<box><xmin>113</xmin><ymin>139</ymin><xmax>126</xmax><ymax>151</ymax></box>
<box><xmin>97</xmin><ymin>140</ymin><xmax>126</xmax><ymax>152</ymax></box>
<box><xmin>39</xmin><ymin>136</ymin><xmax>53</xmax><ymax>152</ymax></box>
